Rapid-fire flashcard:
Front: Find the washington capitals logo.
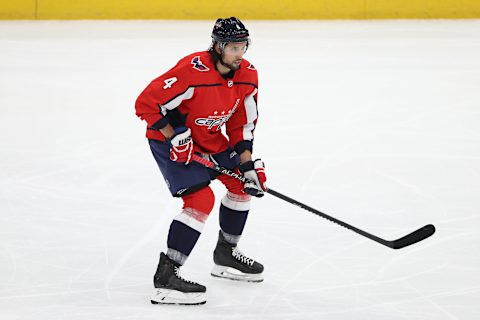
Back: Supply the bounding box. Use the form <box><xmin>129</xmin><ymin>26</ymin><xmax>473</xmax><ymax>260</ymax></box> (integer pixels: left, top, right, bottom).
<box><xmin>191</xmin><ymin>56</ymin><xmax>210</xmax><ymax>72</ymax></box>
<box><xmin>195</xmin><ymin>99</ymin><xmax>240</xmax><ymax>131</ymax></box>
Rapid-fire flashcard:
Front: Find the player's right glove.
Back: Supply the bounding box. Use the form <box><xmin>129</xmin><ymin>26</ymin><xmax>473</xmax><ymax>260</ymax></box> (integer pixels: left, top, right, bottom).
<box><xmin>238</xmin><ymin>159</ymin><xmax>267</xmax><ymax>197</ymax></box>
<box><xmin>169</xmin><ymin>126</ymin><xmax>194</xmax><ymax>165</ymax></box>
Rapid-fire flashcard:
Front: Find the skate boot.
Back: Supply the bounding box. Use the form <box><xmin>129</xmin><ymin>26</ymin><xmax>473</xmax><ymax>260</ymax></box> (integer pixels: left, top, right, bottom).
<box><xmin>211</xmin><ymin>231</ymin><xmax>264</xmax><ymax>282</ymax></box>
<box><xmin>151</xmin><ymin>252</ymin><xmax>206</xmax><ymax>305</ymax></box>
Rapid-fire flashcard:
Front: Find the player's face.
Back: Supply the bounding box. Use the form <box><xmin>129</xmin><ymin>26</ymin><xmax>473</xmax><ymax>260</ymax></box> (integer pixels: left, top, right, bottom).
<box><xmin>221</xmin><ymin>42</ymin><xmax>248</xmax><ymax>70</ymax></box>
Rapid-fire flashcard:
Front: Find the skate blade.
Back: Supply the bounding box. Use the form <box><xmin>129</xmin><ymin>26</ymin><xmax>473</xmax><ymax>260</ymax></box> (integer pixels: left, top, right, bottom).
<box><xmin>151</xmin><ymin>288</ymin><xmax>206</xmax><ymax>305</ymax></box>
<box><xmin>211</xmin><ymin>264</ymin><xmax>264</xmax><ymax>283</ymax></box>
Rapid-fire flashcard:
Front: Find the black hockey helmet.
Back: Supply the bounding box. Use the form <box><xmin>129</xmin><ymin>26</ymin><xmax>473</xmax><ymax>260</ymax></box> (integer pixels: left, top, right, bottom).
<box><xmin>211</xmin><ymin>17</ymin><xmax>250</xmax><ymax>44</ymax></box>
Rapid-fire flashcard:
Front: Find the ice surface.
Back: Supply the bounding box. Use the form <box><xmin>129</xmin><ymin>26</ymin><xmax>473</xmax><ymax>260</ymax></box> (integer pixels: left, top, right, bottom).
<box><xmin>1</xmin><ymin>19</ymin><xmax>479</xmax><ymax>319</ymax></box>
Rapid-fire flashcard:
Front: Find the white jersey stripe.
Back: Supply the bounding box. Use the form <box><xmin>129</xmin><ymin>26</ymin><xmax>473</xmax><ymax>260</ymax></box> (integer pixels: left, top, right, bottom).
<box><xmin>160</xmin><ymin>87</ymin><xmax>195</xmax><ymax>116</ymax></box>
<box><xmin>242</xmin><ymin>88</ymin><xmax>258</xmax><ymax>141</ymax></box>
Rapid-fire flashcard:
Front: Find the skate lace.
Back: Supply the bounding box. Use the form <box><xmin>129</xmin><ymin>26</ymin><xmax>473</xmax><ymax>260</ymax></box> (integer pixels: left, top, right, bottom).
<box><xmin>231</xmin><ymin>247</ymin><xmax>254</xmax><ymax>266</ymax></box>
<box><xmin>174</xmin><ymin>266</ymin><xmax>196</xmax><ymax>285</ymax></box>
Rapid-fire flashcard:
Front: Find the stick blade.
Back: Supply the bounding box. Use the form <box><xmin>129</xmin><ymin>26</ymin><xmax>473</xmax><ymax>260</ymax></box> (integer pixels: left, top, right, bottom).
<box><xmin>389</xmin><ymin>224</ymin><xmax>436</xmax><ymax>249</ymax></box>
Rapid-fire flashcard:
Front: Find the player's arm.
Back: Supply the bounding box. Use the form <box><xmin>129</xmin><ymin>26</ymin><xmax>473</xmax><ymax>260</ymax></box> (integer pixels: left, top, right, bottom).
<box><xmin>225</xmin><ymin>87</ymin><xmax>258</xmax><ymax>156</ymax></box>
<box><xmin>239</xmin><ymin>150</ymin><xmax>252</xmax><ymax>163</ymax></box>
<box><xmin>159</xmin><ymin>124</ymin><xmax>175</xmax><ymax>139</ymax></box>
<box><xmin>226</xmin><ymin>87</ymin><xmax>267</xmax><ymax>197</ymax></box>
<box><xmin>135</xmin><ymin>64</ymin><xmax>195</xmax><ymax>164</ymax></box>
<box><xmin>135</xmin><ymin>65</ymin><xmax>192</xmax><ymax>134</ymax></box>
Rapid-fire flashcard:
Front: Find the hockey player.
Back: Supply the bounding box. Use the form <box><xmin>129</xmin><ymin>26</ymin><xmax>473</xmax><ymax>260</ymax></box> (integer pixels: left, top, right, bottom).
<box><xmin>135</xmin><ymin>17</ymin><xmax>267</xmax><ymax>305</ymax></box>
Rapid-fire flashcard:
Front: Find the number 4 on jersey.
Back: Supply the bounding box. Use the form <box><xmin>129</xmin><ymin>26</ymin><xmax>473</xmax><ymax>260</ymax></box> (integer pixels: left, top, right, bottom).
<box><xmin>163</xmin><ymin>77</ymin><xmax>178</xmax><ymax>89</ymax></box>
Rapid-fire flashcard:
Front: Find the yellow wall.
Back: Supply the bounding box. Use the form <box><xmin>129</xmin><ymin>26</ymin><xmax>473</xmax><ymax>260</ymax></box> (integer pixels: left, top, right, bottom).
<box><xmin>0</xmin><ymin>0</ymin><xmax>36</xmax><ymax>19</ymax></box>
<box><xmin>1</xmin><ymin>0</ymin><xmax>480</xmax><ymax>19</ymax></box>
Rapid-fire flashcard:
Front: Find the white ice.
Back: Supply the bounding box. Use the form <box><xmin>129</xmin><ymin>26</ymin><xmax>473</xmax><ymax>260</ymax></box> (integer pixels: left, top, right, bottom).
<box><xmin>1</xmin><ymin>20</ymin><xmax>479</xmax><ymax>320</ymax></box>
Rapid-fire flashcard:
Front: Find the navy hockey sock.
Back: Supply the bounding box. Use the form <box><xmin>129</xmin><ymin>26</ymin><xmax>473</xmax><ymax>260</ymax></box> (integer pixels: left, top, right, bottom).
<box><xmin>219</xmin><ymin>192</ymin><xmax>251</xmax><ymax>244</ymax></box>
<box><xmin>167</xmin><ymin>208</ymin><xmax>208</xmax><ymax>265</ymax></box>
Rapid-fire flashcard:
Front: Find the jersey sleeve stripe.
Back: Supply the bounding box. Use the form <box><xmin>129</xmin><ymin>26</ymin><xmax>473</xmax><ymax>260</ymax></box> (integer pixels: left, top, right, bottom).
<box><xmin>160</xmin><ymin>83</ymin><xmax>221</xmax><ymax>112</ymax></box>
<box><xmin>160</xmin><ymin>87</ymin><xmax>195</xmax><ymax>115</ymax></box>
<box><xmin>242</xmin><ymin>88</ymin><xmax>258</xmax><ymax>141</ymax></box>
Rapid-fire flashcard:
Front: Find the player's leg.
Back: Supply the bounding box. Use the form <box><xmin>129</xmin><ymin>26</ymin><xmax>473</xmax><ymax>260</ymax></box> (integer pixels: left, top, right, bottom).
<box><xmin>152</xmin><ymin>187</ymin><xmax>214</xmax><ymax>305</ymax></box>
<box><xmin>208</xmin><ymin>151</ymin><xmax>264</xmax><ymax>282</ymax></box>
<box><xmin>149</xmin><ymin>139</ymin><xmax>213</xmax><ymax>305</ymax></box>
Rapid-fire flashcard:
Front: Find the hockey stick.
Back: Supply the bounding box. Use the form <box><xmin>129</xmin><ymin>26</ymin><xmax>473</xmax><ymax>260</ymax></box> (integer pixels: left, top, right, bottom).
<box><xmin>192</xmin><ymin>154</ymin><xmax>435</xmax><ymax>249</ymax></box>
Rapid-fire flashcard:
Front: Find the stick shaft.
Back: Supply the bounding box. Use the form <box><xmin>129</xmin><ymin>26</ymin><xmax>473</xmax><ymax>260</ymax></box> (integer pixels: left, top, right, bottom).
<box><xmin>191</xmin><ymin>154</ymin><xmax>435</xmax><ymax>249</ymax></box>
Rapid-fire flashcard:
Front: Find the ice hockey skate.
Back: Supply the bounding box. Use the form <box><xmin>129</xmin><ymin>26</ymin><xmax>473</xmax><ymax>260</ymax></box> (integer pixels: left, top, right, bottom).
<box><xmin>211</xmin><ymin>231</ymin><xmax>264</xmax><ymax>283</ymax></box>
<box><xmin>151</xmin><ymin>252</ymin><xmax>206</xmax><ymax>305</ymax></box>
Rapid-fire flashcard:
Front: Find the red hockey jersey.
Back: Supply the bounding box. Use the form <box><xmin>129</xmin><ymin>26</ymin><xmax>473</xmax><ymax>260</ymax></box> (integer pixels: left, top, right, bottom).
<box><xmin>135</xmin><ymin>51</ymin><xmax>258</xmax><ymax>155</ymax></box>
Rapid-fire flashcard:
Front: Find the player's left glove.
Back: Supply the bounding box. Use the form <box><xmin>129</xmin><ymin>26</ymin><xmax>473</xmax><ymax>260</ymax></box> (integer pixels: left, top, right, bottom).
<box><xmin>169</xmin><ymin>126</ymin><xmax>194</xmax><ymax>165</ymax></box>
<box><xmin>238</xmin><ymin>159</ymin><xmax>267</xmax><ymax>197</ymax></box>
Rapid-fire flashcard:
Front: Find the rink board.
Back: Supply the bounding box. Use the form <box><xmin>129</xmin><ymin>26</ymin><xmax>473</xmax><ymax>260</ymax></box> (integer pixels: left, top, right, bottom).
<box><xmin>1</xmin><ymin>0</ymin><xmax>480</xmax><ymax>19</ymax></box>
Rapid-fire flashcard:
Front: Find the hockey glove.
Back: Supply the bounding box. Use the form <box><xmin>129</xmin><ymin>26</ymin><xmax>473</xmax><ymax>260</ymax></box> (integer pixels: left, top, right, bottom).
<box><xmin>169</xmin><ymin>127</ymin><xmax>194</xmax><ymax>165</ymax></box>
<box><xmin>238</xmin><ymin>159</ymin><xmax>267</xmax><ymax>197</ymax></box>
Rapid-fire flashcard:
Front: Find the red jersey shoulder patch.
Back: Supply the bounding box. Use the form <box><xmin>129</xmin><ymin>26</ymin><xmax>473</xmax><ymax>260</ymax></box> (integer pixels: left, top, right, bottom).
<box><xmin>191</xmin><ymin>56</ymin><xmax>210</xmax><ymax>72</ymax></box>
